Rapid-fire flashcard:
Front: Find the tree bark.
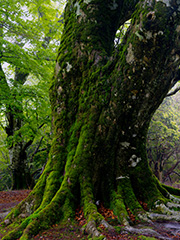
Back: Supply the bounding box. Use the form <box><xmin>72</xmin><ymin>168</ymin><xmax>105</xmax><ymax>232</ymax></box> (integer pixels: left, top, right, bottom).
<box><xmin>5</xmin><ymin>68</ymin><xmax>33</xmax><ymax>190</ymax></box>
<box><xmin>9</xmin><ymin>142</ymin><xmax>32</xmax><ymax>190</ymax></box>
<box><xmin>2</xmin><ymin>0</ymin><xmax>180</xmax><ymax>239</ymax></box>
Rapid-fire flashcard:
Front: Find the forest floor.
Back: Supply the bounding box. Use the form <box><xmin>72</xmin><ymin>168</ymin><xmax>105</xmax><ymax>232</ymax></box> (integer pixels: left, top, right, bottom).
<box><xmin>0</xmin><ymin>190</ymin><xmax>180</xmax><ymax>239</ymax></box>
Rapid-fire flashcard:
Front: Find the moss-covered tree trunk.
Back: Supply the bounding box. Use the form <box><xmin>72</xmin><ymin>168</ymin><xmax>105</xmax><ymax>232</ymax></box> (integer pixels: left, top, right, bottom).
<box><xmin>2</xmin><ymin>0</ymin><xmax>180</xmax><ymax>239</ymax></box>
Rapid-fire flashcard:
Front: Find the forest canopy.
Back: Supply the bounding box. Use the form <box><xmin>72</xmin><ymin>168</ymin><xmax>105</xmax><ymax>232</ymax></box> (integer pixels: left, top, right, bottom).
<box><xmin>0</xmin><ymin>0</ymin><xmax>64</xmax><ymax>189</ymax></box>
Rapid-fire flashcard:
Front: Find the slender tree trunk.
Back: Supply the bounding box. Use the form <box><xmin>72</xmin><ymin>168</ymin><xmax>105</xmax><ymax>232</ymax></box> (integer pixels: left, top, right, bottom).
<box><xmin>154</xmin><ymin>158</ymin><xmax>163</xmax><ymax>182</ymax></box>
<box><xmin>9</xmin><ymin>143</ymin><xmax>32</xmax><ymax>190</ymax></box>
<box><xmin>5</xmin><ymin>69</ymin><xmax>33</xmax><ymax>190</ymax></box>
<box><xmin>7</xmin><ymin>123</ymin><xmax>33</xmax><ymax>190</ymax></box>
<box><xmin>2</xmin><ymin>0</ymin><xmax>180</xmax><ymax>239</ymax></box>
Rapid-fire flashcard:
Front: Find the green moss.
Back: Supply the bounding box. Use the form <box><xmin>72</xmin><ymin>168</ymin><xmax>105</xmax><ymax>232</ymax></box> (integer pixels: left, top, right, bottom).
<box><xmin>97</xmin><ymin>227</ymin><xmax>103</xmax><ymax>232</ymax></box>
<box><xmin>117</xmin><ymin>179</ymin><xmax>143</xmax><ymax>216</ymax></box>
<box><xmin>137</xmin><ymin>236</ymin><xmax>157</xmax><ymax>240</ymax></box>
<box><xmin>110</xmin><ymin>191</ymin><xmax>129</xmax><ymax>225</ymax></box>
<box><xmin>114</xmin><ymin>226</ymin><xmax>123</xmax><ymax>233</ymax></box>
<box><xmin>40</xmin><ymin>171</ymin><xmax>62</xmax><ymax>208</ymax></box>
<box><xmin>2</xmin><ymin>231</ymin><xmax>23</xmax><ymax>240</ymax></box>
<box><xmin>14</xmin><ymin>209</ymin><xmax>20</xmax><ymax>218</ymax></box>
<box><xmin>162</xmin><ymin>184</ymin><xmax>180</xmax><ymax>197</ymax></box>
<box><xmin>2</xmin><ymin>225</ymin><xmax>24</xmax><ymax>240</ymax></box>
<box><xmin>88</xmin><ymin>235</ymin><xmax>106</xmax><ymax>240</ymax></box>
<box><xmin>89</xmin><ymin>236</ymin><xmax>106</xmax><ymax>240</ymax></box>
<box><xmin>62</xmin><ymin>197</ymin><xmax>74</xmax><ymax>220</ymax></box>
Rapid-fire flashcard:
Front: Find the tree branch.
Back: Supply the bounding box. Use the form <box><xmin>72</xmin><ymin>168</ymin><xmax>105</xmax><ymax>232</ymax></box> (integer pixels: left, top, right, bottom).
<box><xmin>163</xmin><ymin>160</ymin><xmax>180</xmax><ymax>181</ymax></box>
<box><xmin>23</xmin><ymin>117</ymin><xmax>49</xmax><ymax>151</ymax></box>
<box><xmin>172</xmin><ymin>171</ymin><xmax>180</xmax><ymax>177</ymax></box>
<box><xmin>29</xmin><ymin>136</ymin><xmax>44</xmax><ymax>163</ymax></box>
<box><xmin>166</xmin><ymin>86</ymin><xmax>180</xmax><ymax>97</ymax></box>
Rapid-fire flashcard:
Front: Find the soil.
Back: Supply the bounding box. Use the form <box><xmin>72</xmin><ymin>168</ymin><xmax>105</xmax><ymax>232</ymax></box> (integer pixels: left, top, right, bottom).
<box><xmin>0</xmin><ymin>190</ymin><xmax>180</xmax><ymax>239</ymax></box>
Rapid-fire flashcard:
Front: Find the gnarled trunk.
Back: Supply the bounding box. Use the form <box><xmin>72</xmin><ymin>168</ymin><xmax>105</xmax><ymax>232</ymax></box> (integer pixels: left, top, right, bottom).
<box><xmin>2</xmin><ymin>0</ymin><xmax>180</xmax><ymax>239</ymax></box>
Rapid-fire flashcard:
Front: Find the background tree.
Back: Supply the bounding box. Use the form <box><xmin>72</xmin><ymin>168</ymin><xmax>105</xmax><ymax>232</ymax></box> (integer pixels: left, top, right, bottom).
<box><xmin>147</xmin><ymin>94</ymin><xmax>180</xmax><ymax>183</ymax></box>
<box><xmin>0</xmin><ymin>0</ymin><xmax>64</xmax><ymax>189</ymax></box>
<box><xmin>0</xmin><ymin>123</ymin><xmax>11</xmax><ymax>190</ymax></box>
<box><xmin>2</xmin><ymin>0</ymin><xmax>180</xmax><ymax>239</ymax></box>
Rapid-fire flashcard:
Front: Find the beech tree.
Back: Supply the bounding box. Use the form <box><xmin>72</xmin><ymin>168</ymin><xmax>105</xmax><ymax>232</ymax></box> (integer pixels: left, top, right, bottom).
<box><xmin>2</xmin><ymin>0</ymin><xmax>180</xmax><ymax>239</ymax></box>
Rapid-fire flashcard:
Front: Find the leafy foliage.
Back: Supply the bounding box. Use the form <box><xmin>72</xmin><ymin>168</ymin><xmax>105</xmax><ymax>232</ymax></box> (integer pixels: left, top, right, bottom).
<box><xmin>0</xmin><ymin>0</ymin><xmax>64</xmax><ymax>189</ymax></box>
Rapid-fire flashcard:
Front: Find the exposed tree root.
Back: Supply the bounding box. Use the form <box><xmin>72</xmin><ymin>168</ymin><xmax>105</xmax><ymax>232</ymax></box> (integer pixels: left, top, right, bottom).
<box><xmin>148</xmin><ymin>201</ymin><xmax>180</xmax><ymax>222</ymax></box>
<box><xmin>3</xmin><ymin>188</ymin><xmax>180</xmax><ymax>240</ymax></box>
<box><xmin>1</xmin><ymin>171</ymin><xmax>180</xmax><ymax>240</ymax></box>
<box><xmin>80</xmin><ymin>174</ymin><xmax>114</xmax><ymax>239</ymax></box>
<box><xmin>86</xmin><ymin>220</ymin><xmax>106</xmax><ymax>239</ymax></box>
<box><xmin>122</xmin><ymin>226</ymin><xmax>171</xmax><ymax>240</ymax></box>
<box><xmin>120</xmin><ymin>196</ymin><xmax>180</xmax><ymax>240</ymax></box>
<box><xmin>110</xmin><ymin>190</ymin><xmax>130</xmax><ymax>226</ymax></box>
<box><xmin>84</xmin><ymin>208</ymin><xmax>114</xmax><ymax>239</ymax></box>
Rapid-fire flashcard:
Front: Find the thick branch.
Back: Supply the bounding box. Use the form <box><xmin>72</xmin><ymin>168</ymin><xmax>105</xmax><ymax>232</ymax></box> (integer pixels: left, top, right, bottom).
<box><xmin>166</xmin><ymin>86</ymin><xmax>180</xmax><ymax>97</ymax></box>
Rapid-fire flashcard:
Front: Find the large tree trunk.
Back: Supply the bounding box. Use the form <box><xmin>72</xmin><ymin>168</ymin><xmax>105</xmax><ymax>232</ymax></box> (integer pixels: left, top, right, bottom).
<box><xmin>2</xmin><ymin>0</ymin><xmax>180</xmax><ymax>239</ymax></box>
